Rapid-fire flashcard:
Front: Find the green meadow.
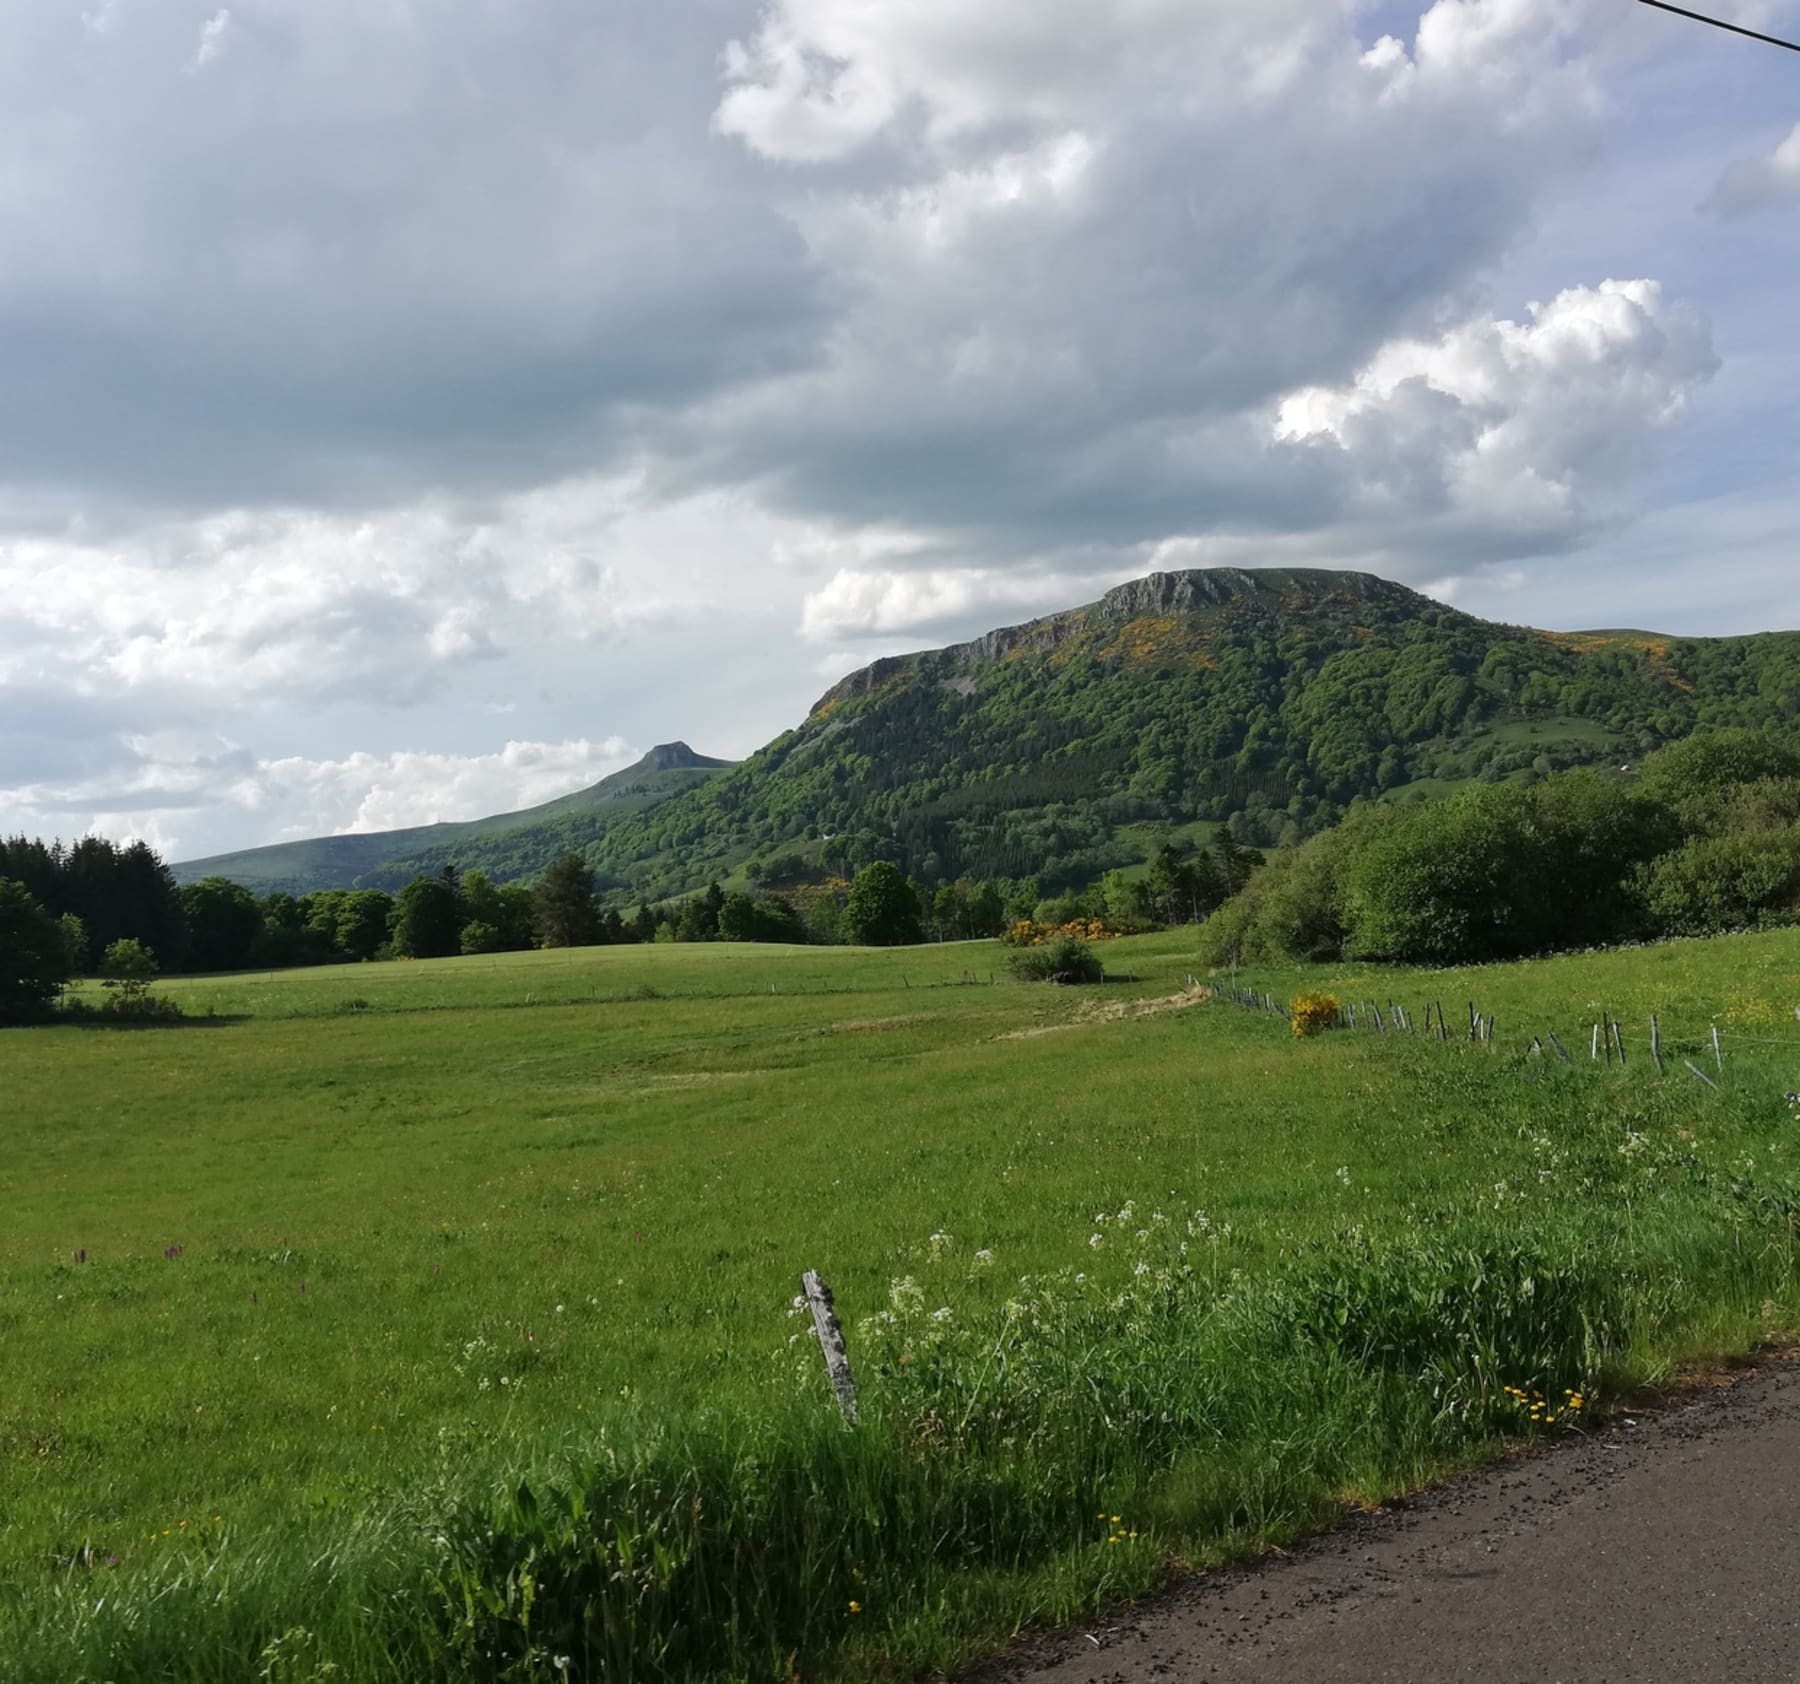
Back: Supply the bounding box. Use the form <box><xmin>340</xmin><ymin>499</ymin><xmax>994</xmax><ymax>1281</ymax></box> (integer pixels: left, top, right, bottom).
<box><xmin>5</xmin><ymin>930</ymin><xmax>1800</xmax><ymax>1681</ymax></box>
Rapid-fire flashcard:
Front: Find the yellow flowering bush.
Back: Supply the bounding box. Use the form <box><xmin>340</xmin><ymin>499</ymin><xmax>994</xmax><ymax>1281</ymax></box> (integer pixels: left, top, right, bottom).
<box><xmin>1290</xmin><ymin>990</ymin><xmax>1342</xmax><ymax>1038</ymax></box>
<box><xmin>1002</xmin><ymin>918</ymin><xmax>1119</xmax><ymax>947</ymax></box>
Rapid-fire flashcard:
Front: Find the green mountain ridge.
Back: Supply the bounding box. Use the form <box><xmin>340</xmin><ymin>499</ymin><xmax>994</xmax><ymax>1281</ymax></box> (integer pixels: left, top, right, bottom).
<box><xmin>171</xmin><ymin>741</ymin><xmax>733</xmax><ymax>894</ymax></box>
<box><xmin>179</xmin><ymin>568</ymin><xmax>1800</xmax><ymax>901</ymax></box>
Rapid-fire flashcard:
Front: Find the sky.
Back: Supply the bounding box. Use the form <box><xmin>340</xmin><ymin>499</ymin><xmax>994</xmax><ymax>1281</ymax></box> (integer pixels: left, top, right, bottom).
<box><xmin>3</xmin><ymin>0</ymin><xmax>1799</xmax><ymax>862</ymax></box>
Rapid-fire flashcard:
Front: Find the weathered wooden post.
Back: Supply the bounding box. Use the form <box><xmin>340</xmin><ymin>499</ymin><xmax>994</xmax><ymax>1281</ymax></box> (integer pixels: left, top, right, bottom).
<box><xmin>1712</xmin><ymin>1025</ymin><xmax>1723</xmax><ymax>1075</ymax></box>
<box><xmin>1592</xmin><ymin>1023</ymin><xmax>1601</xmax><ymax>1062</ymax></box>
<box><xmin>801</xmin><ymin>1270</ymin><xmax>859</xmax><ymax>1424</ymax></box>
<box><xmin>1548</xmin><ymin>1031</ymin><xmax>1573</xmax><ymax>1066</ymax></box>
<box><xmin>1650</xmin><ymin>1015</ymin><xmax>1664</xmax><ymax>1075</ymax></box>
<box><xmin>1685</xmin><ymin>1060</ymin><xmax>1720</xmax><ymax>1092</ymax></box>
<box><xmin>1611</xmin><ymin>1020</ymin><xmax>1627</xmax><ymax>1067</ymax></box>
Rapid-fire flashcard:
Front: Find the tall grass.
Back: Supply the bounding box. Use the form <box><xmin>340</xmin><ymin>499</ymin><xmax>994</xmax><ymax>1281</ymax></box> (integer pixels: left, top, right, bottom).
<box><xmin>6</xmin><ymin>934</ymin><xmax>1800</xmax><ymax>1680</ymax></box>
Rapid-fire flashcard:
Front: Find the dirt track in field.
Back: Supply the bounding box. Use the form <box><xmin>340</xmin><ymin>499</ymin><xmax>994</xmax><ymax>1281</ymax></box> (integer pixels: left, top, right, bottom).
<box><xmin>972</xmin><ymin>1357</ymin><xmax>1800</xmax><ymax>1684</ymax></box>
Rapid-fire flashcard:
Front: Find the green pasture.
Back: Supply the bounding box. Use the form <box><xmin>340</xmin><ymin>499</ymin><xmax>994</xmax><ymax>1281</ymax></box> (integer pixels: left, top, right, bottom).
<box><xmin>5</xmin><ymin>930</ymin><xmax>1800</xmax><ymax>1681</ymax></box>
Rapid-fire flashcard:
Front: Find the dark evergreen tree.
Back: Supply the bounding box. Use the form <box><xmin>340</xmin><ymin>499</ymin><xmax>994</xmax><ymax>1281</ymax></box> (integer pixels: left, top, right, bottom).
<box><xmin>0</xmin><ymin>879</ymin><xmax>69</xmax><ymax>1024</ymax></box>
<box><xmin>179</xmin><ymin>876</ymin><xmax>264</xmax><ymax>973</ymax></box>
<box><xmin>532</xmin><ymin>853</ymin><xmax>600</xmax><ymax>948</ymax></box>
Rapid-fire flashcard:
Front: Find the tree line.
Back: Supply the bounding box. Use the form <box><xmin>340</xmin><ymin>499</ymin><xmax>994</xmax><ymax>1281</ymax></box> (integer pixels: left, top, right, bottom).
<box><xmin>1</xmin><ymin>826</ymin><xmax>1245</xmax><ymax>1025</ymax></box>
<box><xmin>1197</xmin><ymin>729</ymin><xmax>1800</xmax><ymax>967</ymax></box>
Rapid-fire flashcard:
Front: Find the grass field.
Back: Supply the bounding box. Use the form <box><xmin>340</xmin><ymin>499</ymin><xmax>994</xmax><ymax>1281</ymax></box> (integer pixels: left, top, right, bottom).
<box><xmin>5</xmin><ymin>930</ymin><xmax>1800</xmax><ymax>1681</ymax></box>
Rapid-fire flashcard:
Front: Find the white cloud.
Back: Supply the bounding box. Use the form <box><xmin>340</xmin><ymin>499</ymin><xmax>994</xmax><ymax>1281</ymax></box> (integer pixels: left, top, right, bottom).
<box><xmin>800</xmin><ymin>564</ymin><xmax>1131</xmax><ymax>641</ymax></box>
<box><xmin>240</xmin><ymin>738</ymin><xmax>639</xmax><ymax>838</ymax></box>
<box><xmin>0</xmin><ymin>476</ymin><xmax>797</xmax><ymax>711</ymax></box>
<box><xmin>716</xmin><ymin>0</ymin><xmax>1345</xmax><ymax>162</ymax></box>
<box><xmin>1706</xmin><ymin>121</ymin><xmax>1800</xmax><ymax>216</ymax></box>
<box><xmin>1272</xmin><ymin>279</ymin><xmax>1717</xmax><ymax>551</ymax></box>
<box><xmin>1</xmin><ymin>734</ymin><xmax>640</xmax><ymax>860</ymax></box>
<box><xmin>192</xmin><ymin>8</ymin><xmax>230</xmax><ymax>70</ymax></box>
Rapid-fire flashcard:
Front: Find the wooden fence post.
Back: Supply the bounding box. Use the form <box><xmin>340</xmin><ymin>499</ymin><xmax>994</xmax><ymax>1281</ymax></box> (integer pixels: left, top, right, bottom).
<box><xmin>1684</xmin><ymin>1060</ymin><xmax>1721</xmax><ymax>1093</ymax></box>
<box><xmin>1548</xmin><ymin>1031</ymin><xmax>1573</xmax><ymax>1065</ymax></box>
<box><xmin>1650</xmin><ymin>1015</ymin><xmax>1664</xmax><ymax>1075</ymax></box>
<box><xmin>801</xmin><ymin>1270</ymin><xmax>859</xmax><ymax>1424</ymax></box>
<box><xmin>1712</xmin><ymin>1025</ymin><xmax>1723</xmax><ymax>1075</ymax></box>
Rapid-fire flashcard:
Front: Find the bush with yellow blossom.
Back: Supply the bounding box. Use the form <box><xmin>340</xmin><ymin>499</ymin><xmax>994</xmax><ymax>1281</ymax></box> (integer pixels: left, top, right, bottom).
<box><xmin>1290</xmin><ymin>990</ymin><xmax>1342</xmax><ymax>1038</ymax></box>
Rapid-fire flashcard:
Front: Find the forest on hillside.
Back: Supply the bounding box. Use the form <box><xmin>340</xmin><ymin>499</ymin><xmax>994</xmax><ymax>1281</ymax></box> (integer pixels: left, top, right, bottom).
<box><xmin>517</xmin><ymin>592</ymin><xmax>1800</xmax><ymax>906</ymax></box>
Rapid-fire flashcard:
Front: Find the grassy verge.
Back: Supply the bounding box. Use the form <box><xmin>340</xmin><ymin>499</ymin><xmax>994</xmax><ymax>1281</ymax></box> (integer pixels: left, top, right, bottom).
<box><xmin>5</xmin><ymin>932</ymin><xmax>1800</xmax><ymax>1680</ymax></box>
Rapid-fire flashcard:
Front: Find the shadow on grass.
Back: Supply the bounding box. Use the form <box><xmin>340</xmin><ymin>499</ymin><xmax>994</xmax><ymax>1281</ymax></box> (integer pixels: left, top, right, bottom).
<box><xmin>53</xmin><ymin>1008</ymin><xmax>250</xmax><ymax>1031</ymax></box>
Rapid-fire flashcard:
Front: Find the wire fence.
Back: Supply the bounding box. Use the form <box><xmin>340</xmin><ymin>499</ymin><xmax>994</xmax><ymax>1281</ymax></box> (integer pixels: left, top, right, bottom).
<box><xmin>1211</xmin><ymin>980</ymin><xmax>1800</xmax><ymax>1090</ymax></box>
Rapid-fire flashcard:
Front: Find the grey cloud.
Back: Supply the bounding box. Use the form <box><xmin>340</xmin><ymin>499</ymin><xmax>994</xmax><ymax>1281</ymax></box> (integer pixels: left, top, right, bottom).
<box><xmin>684</xmin><ymin>15</ymin><xmax>1610</xmax><ymax>563</ymax></box>
<box><xmin>0</xmin><ymin>0</ymin><xmax>819</xmax><ymax>514</ymax></box>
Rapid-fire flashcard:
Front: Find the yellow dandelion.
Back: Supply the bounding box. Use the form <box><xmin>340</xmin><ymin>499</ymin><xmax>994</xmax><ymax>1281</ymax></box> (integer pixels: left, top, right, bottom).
<box><xmin>848</xmin><ymin>1600</ymin><xmax>862</xmax><ymax>1615</ymax></box>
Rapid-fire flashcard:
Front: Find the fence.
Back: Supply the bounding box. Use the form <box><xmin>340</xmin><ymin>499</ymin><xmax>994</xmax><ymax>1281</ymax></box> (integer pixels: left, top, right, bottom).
<box><xmin>1211</xmin><ymin>982</ymin><xmax>1792</xmax><ymax>1091</ymax></box>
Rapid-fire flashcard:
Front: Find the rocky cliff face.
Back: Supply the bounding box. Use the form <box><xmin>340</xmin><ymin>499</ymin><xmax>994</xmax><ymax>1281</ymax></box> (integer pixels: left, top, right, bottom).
<box><xmin>810</xmin><ymin>567</ymin><xmax>1438</xmax><ymax>714</ymax></box>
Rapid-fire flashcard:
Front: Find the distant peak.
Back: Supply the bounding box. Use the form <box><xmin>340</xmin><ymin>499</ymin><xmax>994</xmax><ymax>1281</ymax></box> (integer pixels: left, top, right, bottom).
<box><xmin>636</xmin><ymin>741</ymin><xmax>733</xmax><ymax>772</ymax></box>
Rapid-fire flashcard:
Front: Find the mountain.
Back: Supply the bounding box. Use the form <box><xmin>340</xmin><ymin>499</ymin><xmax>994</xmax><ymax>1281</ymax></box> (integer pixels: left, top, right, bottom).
<box><xmin>170</xmin><ymin>742</ymin><xmax>733</xmax><ymax>894</ymax></box>
<box><xmin>178</xmin><ymin>568</ymin><xmax>1800</xmax><ymax>902</ymax></box>
<box><xmin>558</xmin><ymin>567</ymin><xmax>1800</xmax><ymax>902</ymax></box>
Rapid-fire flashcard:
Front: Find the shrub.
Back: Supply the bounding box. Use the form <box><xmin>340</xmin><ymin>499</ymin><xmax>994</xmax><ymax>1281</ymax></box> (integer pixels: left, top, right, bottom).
<box><xmin>1288</xmin><ymin>993</ymin><xmax>1346</xmax><ymax>1036</ymax></box>
<box><xmin>1004</xmin><ymin>918</ymin><xmax>1117</xmax><ymax>947</ymax></box>
<box><xmin>460</xmin><ymin>920</ymin><xmax>505</xmax><ymax>956</ymax></box>
<box><xmin>100</xmin><ymin>938</ymin><xmax>162</xmax><ymax>1016</ymax></box>
<box><xmin>1290</xmin><ymin>991</ymin><xmax>1341</xmax><ymax>1037</ymax></box>
<box><xmin>1638</xmin><ymin>825</ymin><xmax>1800</xmax><ymax>935</ymax></box>
<box><xmin>1008</xmin><ymin>935</ymin><xmax>1103</xmax><ymax>985</ymax></box>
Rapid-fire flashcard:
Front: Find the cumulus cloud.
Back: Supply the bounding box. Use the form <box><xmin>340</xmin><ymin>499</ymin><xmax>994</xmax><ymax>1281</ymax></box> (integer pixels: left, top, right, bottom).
<box><xmin>1706</xmin><ymin>121</ymin><xmax>1800</xmax><ymax>216</ymax></box>
<box><xmin>800</xmin><ymin>564</ymin><xmax>1133</xmax><ymax>642</ymax></box>
<box><xmin>693</xmin><ymin>0</ymin><xmax>1666</xmax><ymax>574</ymax></box>
<box><xmin>0</xmin><ymin>476</ymin><xmax>794</xmax><ymax>713</ymax></box>
<box><xmin>1273</xmin><ymin>279</ymin><xmax>1717</xmax><ymax>552</ymax></box>
<box><xmin>715</xmin><ymin>0</ymin><xmax>1338</xmax><ymax>162</ymax></box>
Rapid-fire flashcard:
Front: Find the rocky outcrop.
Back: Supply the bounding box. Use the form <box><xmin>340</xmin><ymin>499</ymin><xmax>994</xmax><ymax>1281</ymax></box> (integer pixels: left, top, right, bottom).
<box><xmin>807</xmin><ymin>567</ymin><xmax>1437</xmax><ymax>717</ymax></box>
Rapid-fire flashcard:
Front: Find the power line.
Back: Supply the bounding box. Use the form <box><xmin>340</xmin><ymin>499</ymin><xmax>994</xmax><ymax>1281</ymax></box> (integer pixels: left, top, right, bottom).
<box><xmin>1634</xmin><ymin>0</ymin><xmax>1800</xmax><ymax>54</ymax></box>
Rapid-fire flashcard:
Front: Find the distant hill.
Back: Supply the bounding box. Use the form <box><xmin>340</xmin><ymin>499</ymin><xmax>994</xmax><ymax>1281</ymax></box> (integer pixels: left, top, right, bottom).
<box><xmin>171</xmin><ymin>742</ymin><xmax>733</xmax><ymax>894</ymax></box>
<box><xmin>555</xmin><ymin>567</ymin><xmax>1800</xmax><ymax>903</ymax></box>
<box><xmin>178</xmin><ymin>568</ymin><xmax>1800</xmax><ymax>903</ymax></box>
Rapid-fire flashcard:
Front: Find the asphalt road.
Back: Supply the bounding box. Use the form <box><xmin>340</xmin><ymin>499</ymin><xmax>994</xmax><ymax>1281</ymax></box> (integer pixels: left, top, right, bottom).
<box><xmin>977</xmin><ymin>1359</ymin><xmax>1800</xmax><ymax>1684</ymax></box>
